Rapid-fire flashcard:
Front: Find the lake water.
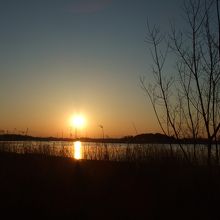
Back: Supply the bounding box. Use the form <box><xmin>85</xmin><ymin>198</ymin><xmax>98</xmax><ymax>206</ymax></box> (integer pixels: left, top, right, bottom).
<box><xmin>0</xmin><ymin>140</ymin><xmax>215</xmax><ymax>163</ymax></box>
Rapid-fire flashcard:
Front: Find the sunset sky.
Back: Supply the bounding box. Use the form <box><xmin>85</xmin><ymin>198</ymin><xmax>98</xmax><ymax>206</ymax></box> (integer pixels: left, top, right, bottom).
<box><xmin>0</xmin><ymin>0</ymin><xmax>183</xmax><ymax>138</ymax></box>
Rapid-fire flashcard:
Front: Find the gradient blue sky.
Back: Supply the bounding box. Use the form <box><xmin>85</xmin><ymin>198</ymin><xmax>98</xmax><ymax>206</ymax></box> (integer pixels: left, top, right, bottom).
<box><xmin>0</xmin><ymin>0</ymin><xmax>183</xmax><ymax>137</ymax></box>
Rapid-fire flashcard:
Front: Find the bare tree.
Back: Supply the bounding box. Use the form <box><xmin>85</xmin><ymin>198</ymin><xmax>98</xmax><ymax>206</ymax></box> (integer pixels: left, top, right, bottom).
<box><xmin>141</xmin><ymin>0</ymin><xmax>220</xmax><ymax>165</ymax></box>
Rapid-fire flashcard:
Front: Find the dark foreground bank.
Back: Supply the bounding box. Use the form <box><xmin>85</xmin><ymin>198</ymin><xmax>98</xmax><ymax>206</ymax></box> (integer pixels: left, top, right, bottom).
<box><xmin>0</xmin><ymin>152</ymin><xmax>220</xmax><ymax>219</ymax></box>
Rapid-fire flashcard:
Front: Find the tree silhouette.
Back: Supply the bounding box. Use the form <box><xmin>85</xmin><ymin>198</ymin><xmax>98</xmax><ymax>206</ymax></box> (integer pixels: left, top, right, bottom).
<box><xmin>141</xmin><ymin>0</ymin><xmax>220</xmax><ymax>165</ymax></box>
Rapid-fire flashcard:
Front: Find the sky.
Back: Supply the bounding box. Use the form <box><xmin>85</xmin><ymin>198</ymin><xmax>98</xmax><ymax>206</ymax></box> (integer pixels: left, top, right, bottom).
<box><xmin>0</xmin><ymin>0</ymin><xmax>183</xmax><ymax>138</ymax></box>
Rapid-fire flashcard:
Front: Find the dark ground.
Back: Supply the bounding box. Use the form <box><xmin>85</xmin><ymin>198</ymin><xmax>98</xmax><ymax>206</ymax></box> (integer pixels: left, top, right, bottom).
<box><xmin>0</xmin><ymin>152</ymin><xmax>220</xmax><ymax>219</ymax></box>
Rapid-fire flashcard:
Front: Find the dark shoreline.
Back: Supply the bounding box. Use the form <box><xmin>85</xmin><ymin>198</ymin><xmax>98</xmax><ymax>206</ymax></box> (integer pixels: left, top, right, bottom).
<box><xmin>0</xmin><ymin>133</ymin><xmax>217</xmax><ymax>144</ymax></box>
<box><xmin>0</xmin><ymin>152</ymin><xmax>220</xmax><ymax>219</ymax></box>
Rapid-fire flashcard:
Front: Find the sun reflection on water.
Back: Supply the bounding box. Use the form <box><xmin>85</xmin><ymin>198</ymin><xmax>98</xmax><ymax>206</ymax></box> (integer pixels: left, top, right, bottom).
<box><xmin>74</xmin><ymin>141</ymin><xmax>82</xmax><ymax>160</ymax></box>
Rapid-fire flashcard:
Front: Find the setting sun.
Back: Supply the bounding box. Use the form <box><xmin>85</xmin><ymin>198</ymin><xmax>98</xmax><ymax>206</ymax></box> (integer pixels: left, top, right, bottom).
<box><xmin>70</xmin><ymin>115</ymin><xmax>85</xmax><ymax>128</ymax></box>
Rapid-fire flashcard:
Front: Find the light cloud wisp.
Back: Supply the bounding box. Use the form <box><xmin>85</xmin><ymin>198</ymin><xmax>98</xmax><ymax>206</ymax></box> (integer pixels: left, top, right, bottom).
<box><xmin>68</xmin><ymin>0</ymin><xmax>113</xmax><ymax>14</ymax></box>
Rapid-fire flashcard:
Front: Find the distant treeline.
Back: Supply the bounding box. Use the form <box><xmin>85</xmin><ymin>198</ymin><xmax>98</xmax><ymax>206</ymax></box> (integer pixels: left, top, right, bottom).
<box><xmin>0</xmin><ymin>133</ymin><xmax>217</xmax><ymax>144</ymax></box>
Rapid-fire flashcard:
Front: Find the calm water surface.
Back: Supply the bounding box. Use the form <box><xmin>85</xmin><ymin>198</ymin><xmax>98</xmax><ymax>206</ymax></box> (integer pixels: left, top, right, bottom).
<box><xmin>0</xmin><ymin>140</ymin><xmax>214</xmax><ymax>163</ymax></box>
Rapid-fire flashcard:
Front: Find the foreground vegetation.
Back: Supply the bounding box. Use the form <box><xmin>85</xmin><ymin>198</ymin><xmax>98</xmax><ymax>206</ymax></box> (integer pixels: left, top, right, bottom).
<box><xmin>0</xmin><ymin>151</ymin><xmax>220</xmax><ymax>219</ymax></box>
<box><xmin>1</xmin><ymin>139</ymin><xmax>219</xmax><ymax>166</ymax></box>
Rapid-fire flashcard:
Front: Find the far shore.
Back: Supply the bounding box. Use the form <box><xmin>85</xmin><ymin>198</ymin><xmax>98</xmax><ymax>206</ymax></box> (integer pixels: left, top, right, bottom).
<box><xmin>0</xmin><ymin>133</ymin><xmax>218</xmax><ymax>144</ymax></box>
